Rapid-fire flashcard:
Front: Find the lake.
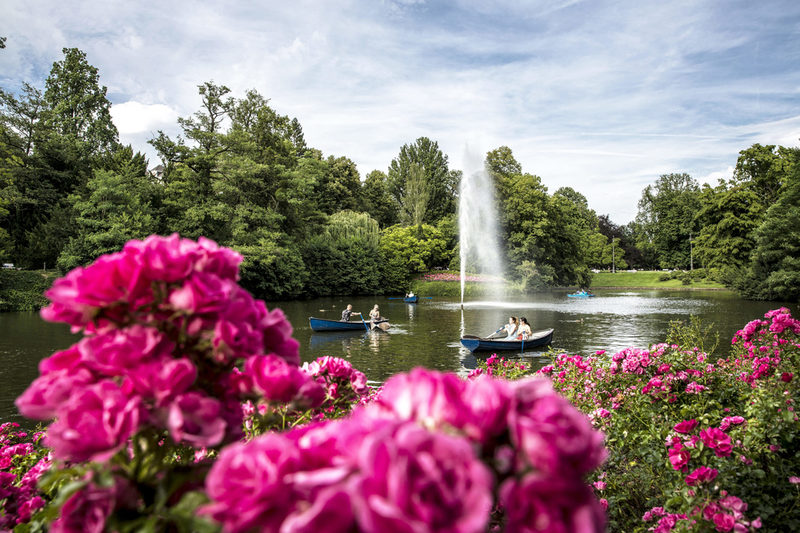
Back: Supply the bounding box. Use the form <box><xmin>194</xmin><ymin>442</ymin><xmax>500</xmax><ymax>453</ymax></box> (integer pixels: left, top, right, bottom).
<box><xmin>1</xmin><ymin>289</ymin><xmax>795</xmax><ymax>425</ymax></box>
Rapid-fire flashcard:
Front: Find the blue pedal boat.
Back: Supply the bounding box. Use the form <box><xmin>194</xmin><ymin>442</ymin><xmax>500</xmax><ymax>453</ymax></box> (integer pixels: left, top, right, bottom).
<box><xmin>460</xmin><ymin>328</ymin><xmax>554</xmax><ymax>352</ymax></box>
<box><xmin>567</xmin><ymin>291</ymin><xmax>594</xmax><ymax>298</ymax></box>
<box><xmin>309</xmin><ymin>317</ymin><xmax>389</xmax><ymax>332</ymax></box>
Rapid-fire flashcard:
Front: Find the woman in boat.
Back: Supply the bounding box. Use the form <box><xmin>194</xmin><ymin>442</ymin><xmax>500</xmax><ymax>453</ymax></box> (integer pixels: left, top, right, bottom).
<box><xmin>369</xmin><ymin>304</ymin><xmax>381</xmax><ymax>321</ymax></box>
<box><xmin>517</xmin><ymin>317</ymin><xmax>532</xmax><ymax>340</ymax></box>
<box><xmin>503</xmin><ymin>316</ymin><xmax>519</xmax><ymax>339</ymax></box>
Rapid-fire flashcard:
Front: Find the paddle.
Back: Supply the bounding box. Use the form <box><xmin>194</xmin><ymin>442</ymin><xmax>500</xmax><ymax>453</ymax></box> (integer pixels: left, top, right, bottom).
<box><xmin>359</xmin><ymin>315</ymin><xmax>369</xmax><ymax>332</ymax></box>
<box><xmin>376</xmin><ymin>320</ymin><xmax>391</xmax><ymax>331</ymax></box>
<box><xmin>485</xmin><ymin>326</ymin><xmax>505</xmax><ymax>339</ymax></box>
<box><xmin>387</xmin><ymin>297</ymin><xmax>405</xmax><ymax>300</ymax></box>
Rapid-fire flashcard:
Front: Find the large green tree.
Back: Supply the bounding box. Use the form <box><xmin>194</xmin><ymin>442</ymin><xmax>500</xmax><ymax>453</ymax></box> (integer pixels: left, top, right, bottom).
<box><xmin>43</xmin><ymin>48</ymin><xmax>118</xmax><ymax>155</ymax></box>
<box><xmin>387</xmin><ymin>137</ymin><xmax>457</xmax><ymax>224</ymax></box>
<box><xmin>739</xmin><ymin>162</ymin><xmax>800</xmax><ymax>301</ymax></box>
<box><xmin>635</xmin><ymin>173</ymin><xmax>700</xmax><ymax>269</ymax></box>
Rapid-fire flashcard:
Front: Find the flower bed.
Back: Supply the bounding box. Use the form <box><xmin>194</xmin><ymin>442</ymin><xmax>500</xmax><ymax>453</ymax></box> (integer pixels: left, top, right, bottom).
<box><xmin>476</xmin><ymin>308</ymin><xmax>800</xmax><ymax>532</ymax></box>
<box><xmin>420</xmin><ymin>271</ymin><xmax>505</xmax><ymax>283</ymax></box>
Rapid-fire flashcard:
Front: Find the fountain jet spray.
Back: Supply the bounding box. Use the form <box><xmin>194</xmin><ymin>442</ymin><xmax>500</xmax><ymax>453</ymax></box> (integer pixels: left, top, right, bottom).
<box><xmin>458</xmin><ymin>147</ymin><xmax>505</xmax><ymax>305</ymax></box>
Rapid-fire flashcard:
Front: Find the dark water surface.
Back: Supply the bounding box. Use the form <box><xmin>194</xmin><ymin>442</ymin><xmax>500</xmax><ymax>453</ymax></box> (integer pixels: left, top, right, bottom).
<box><xmin>1</xmin><ymin>289</ymin><xmax>795</xmax><ymax>425</ymax></box>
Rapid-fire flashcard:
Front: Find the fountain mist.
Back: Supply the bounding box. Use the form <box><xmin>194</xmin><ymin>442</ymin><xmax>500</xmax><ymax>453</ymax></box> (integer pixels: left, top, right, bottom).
<box><xmin>458</xmin><ymin>148</ymin><xmax>505</xmax><ymax>304</ymax></box>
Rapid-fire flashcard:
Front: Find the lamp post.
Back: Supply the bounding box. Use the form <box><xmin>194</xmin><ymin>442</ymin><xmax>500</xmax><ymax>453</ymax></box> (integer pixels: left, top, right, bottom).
<box><xmin>689</xmin><ymin>232</ymin><xmax>693</xmax><ymax>271</ymax></box>
<box><xmin>611</xmin><ymin>238</ymin><xmax>616</xmax><ymax>274</ymax></box>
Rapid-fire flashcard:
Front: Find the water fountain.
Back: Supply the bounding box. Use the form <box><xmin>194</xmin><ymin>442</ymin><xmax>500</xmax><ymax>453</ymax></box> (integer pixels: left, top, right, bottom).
<box><xmin>458</xmin><ymin>148</ymin><xmax>505</xmax><ymax>306</ymax></box>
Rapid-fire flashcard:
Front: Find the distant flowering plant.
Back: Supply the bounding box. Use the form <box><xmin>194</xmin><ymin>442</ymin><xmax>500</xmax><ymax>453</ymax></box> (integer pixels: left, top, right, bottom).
<box><xmin>0</xmin><ymin>423</ymin><xmax>50</xmax><ymax>530</ymax></box>
<box><xmin>420</xmin><ymin>271</ymin><xmax>505</xmax><ymax>283</ymax></box>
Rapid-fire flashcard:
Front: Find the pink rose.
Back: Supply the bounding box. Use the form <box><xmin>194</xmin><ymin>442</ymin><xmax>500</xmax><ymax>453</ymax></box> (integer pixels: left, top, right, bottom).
<box><xmin>700</xmin><ymin>428</ymin><xmax>733</xmax><ymax>457</ymax></box>
<box><xmin>125</xmin><ymin>357</ymin><xmax>197</xmax><ymax>406</ymax></box>
<box><xmin>166</xmin><ymin>393</ymin><xmax>226</xmax><ymax>448</ymax></box>
<box><xmin>781</xmin><ymin>372</ymin><xmax>793</xmax><ymax>383</ymax></box>
<box><xmin>168</xmin><ymin>272</ymin><xmax>232</xmax><ymax>314</ymax></box>
<box><xmin>461</xmin><ymin>375</ymin><xmax>513</xmax><ymax>441</ymax></box>
<box><xmin>712</xmin><ymin>512</ymin><xmax>735</xmax><ymax>532</ymax></box>
<box><xmin>685</xmin><ymin>466</ymin><xmax>718</xmax><ymax>486</ymax></box>
<box><xmin>204</xmin><ymin>434</ymin><xmax>303</xmax><ymax>533</ymax></box>
<box><xmin>673</xmin><ymin>419</ymin><xmax>699</xmax><ymax>434</ymax></box>
<box><xmin>50</xmin><ymin>484</ymin><xmax>115</xmax><ymax>533</ymax></box>
<box><xmin>508</xmin><ymin>378</ymin><xmax>607</xmax><ymax>476</ymax></box>
<box><xmin>45</xmin><ymin>380</ymin><xmax>141</xmax><ymax>462</ymax></box>
<box><xmin>246</xmin><ymin>354</ymin><xmax>322</xmax><ymax>405</ymax></box>
<box><xmin>499</xmin><ymin>473</ymin><xmax>605</xmax><ymax>533</ymax></box>
<box><xmin>372</xmin><ymin>368</ymin><xmax>469</xmax><ymax>432</ymax></box>
<box><xmin>78</xmin><ymin>326</ymin><xmax>172</xmax><ymax>376</ymax></box>
<box><xmin>668</xmin><ymin>443</ymin><xmax>691</xmax><ymax>472</ymax></box>
<box><xmin>124</xmin><ymin>233</ymin><xmax>199</xmax><ymax>282</ymax></box>
<box><xmin>349</xmin><ymin>421</ymin><xmax>493</xmax><ymax>533</ymax></box>
<box><xmin>16</xmin><ymin>366</ymin><xmax>96</xmax><ymax>420</ymax></box>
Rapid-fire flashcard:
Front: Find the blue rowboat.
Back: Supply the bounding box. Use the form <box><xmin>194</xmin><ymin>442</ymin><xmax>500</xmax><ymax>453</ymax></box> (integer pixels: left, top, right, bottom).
<box><xmin>404</xmin><ymin>295</ymin><xmax>419</xmax><ymax>303</ymax></box>
<box><xmin>309</xmin><ymin>317</ymin><xmax>389</xmax><ymax>332</ymax></box>
<box><xmin>460</xmin><ymin>328</ymin><xmax>554</xmax><ymax>352</ymax></box>
<box><xmin>567</xmin><ymin>292</ymin><xmax>594</xmax><ymax>298</ymax></box>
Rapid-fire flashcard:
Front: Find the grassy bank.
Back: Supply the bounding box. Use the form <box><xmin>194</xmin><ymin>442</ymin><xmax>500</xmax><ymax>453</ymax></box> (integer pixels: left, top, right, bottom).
<box><xmin>590</xmin><ymin>270</ymin><xmax>728</xmax><ymax>289</ymax></box>
<box><xmin>0</xmin><ymin>269</ymin><xmax>58</xmax><ymax>311</ymax></box>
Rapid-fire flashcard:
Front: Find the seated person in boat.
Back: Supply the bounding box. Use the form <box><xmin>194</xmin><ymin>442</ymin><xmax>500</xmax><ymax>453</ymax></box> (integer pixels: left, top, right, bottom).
<box><xmin>517</xmin><ymin>317</ymin><xmax>532</xmax><ymax>339</ymax></box>
<box><xmin>341</xmin><ymin>304</ymin><xmax>362</xmax><ymax>321</ymax></box>
<box><xmin>369</xmin><ymin>304</ymin><xmax>382</xmax><ymax>321</ymax></box>
<box><xmin>502</xmin><ymin>316</ymin><xmax>519</xmax><ymax>338</ymax></box>
<box><xmin>406</xmin><ymin>291</ymin><xmax>415</xmax><ymax>298</ymax></box>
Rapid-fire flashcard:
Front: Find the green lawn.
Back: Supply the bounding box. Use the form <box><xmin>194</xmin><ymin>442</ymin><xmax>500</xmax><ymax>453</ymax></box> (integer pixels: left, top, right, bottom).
<box><xmin>590</xmin><ymin>270</ymin><xmax>728</xmax><ymax>289</ymax></box>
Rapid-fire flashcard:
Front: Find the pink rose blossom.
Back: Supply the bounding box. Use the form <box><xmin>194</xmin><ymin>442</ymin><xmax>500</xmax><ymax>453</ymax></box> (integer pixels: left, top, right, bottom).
<box><xmin>673</xmin><ymin>419</ymin><xmax>698</xmax><ymax>434</ymax></box>
<box><xmin>685</xmin><ymin>466</ymin><xmax>718</xmax><ymax>486</ymax></box>
<box><xmin>45</xmin><ymin>380</ymin><xmax>141</xmax><ymax>462</ymax></box>
<box><xmin>166</xmin><ymin>393</ymin><xmax>226</xmax><ymax>447</ymax></box>
<box><xmin>700</xmin><ymin>428</ymin><xmax>733</xmax><ymax>457</ymax></box>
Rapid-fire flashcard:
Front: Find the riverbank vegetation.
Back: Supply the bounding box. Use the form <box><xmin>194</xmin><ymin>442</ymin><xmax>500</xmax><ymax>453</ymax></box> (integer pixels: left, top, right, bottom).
<box><xmin>1</xmin><ymin>47</ymin><xmax>798</xmax><ymax>303</ymax></box>
<box><xmin>0</xmin><ymin>269</ymin><xmax>57</xmax><ymax>311</ymax></box>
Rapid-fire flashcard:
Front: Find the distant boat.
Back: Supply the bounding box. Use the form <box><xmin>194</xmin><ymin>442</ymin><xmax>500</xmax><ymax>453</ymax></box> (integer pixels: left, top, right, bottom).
<box><xmin>567</xmin><ymin>291</ymin><xmax>594</xmax><ymax>298</ymax></box>
<box><xmin>460</xmin><ymin>328</ymin><xmax>554</xmax><ymax>352</ymax></box>
<box><xmin>404</xmin><ymin>295</ymin><xmax>419</xmax><ymax>303</ymax></box>
<box><xmin>309</xmin><ymin>317</ymin><xmax>389</xmax><ymax>332</ymax></box>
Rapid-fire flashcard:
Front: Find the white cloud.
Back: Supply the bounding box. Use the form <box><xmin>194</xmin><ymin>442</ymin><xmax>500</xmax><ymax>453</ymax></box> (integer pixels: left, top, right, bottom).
<box><xmin>110</xmin><ymin>102</ymin><xmax>178</xmax><ymax>135</ymax></box>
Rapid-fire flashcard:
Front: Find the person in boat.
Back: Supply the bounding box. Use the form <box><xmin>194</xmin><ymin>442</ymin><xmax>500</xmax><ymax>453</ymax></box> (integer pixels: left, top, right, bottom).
<box><xmin>369</xmin><ymin>304</ymin><xmax>382</xmax><ymax>321</ymax></box>
<box><xmin>406</xmin><ymin>291</ymin><xmax>415</xmax><ymax>298</ymax></box>
<box><xmin>341</xmin><ymin>304</ymin><xmax>362</xmax><ymax>322</ymax></box>
<box><xmin>517</xmin><ymin>317</ymin><xmax>532</xmax><ymax>340</ymax></box>
<box><xmin>503</xmin><ymin>316</ymin><xmax>519</xmax><ymax>339</ymax></box>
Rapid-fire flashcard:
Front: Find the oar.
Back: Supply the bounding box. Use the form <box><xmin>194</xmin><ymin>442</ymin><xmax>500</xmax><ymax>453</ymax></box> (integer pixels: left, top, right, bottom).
<box><xmin>387</xmin><ymin>297</ymin><xmax>405</xmax><ymax>300</ymax></box>
<box><xmin>359</xmin><ymin>315</ymin><xmax>369</xmax><ymax>332</ymax></box>
<box><xmin>485</xmin><ymin>326</ymin><xmax>505</xmax><ymax>339</ymax></box>
<box><xmin>521</xmin><ymin>337</ymin><xmax>525</xmax><ymax>354</ymax></box>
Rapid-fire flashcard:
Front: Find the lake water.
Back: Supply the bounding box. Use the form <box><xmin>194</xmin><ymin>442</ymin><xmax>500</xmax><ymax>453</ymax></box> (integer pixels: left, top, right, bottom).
<box><xmin>1</xmin><ymin>289</ymin><xmax>795</xmax><ymax>425</ymax></box>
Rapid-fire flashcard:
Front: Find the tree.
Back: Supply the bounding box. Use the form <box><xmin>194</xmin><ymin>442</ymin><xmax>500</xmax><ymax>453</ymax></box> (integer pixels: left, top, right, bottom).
<box><xmin>360</xmin><ymin>170</ymin><xmax>399</xmax><ymax>228</ymax></box>
<box><xmin>739</xmin><ymin>164</ymin><xmax>800</xmax><ymax>301</ymax></box>
<box><xmin>387</xmin><ymin>137</ymin><xmax>456</xmax><ymax>224</ymax></box>
<box><xmin>486</xmin><ymin>146</ymin><xmax>522</xmax><ymax>179</ymax></box>
<box><xmin>43</xmin><ymin>48</ymin><xmax>118</xmax><ymax>155</ymax></box>
<box><xmin>635</xmin><ymin>173</ymin><xmax>700</xmax><ymax>269</ymax></box>
<box><xmin>401</xmin><ymin>163</ymin><xmax>429</xmax><ymax>226</ymax></box>
<box><xmin>57</xmin><ymin>147</ymin><xmax>160</xmax><ymax>269</ymax></box>
<box><xmin>731</xmin><ymin>144</ymin><xmax>795</xmax><ymax>207</ymax></box>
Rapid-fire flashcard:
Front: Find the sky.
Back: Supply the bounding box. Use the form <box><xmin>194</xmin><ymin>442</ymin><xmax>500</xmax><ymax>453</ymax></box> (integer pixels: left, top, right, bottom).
<box><xmin>3</xmin><ymin>0</ymin><xmax>800</xmax><ymax>223</ymax></box>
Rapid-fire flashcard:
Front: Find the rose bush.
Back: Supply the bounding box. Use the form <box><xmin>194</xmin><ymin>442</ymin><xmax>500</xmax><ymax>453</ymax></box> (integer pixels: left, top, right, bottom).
<box><xmin>478</xmin><ymin>308</ymin><xmax>799</xmax><ymax>532</ymax></box>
